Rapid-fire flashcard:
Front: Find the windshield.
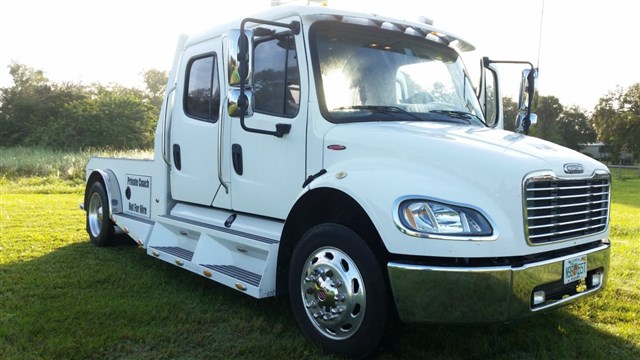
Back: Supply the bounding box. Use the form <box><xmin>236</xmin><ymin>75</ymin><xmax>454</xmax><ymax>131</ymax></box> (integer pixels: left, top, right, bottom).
<box><xmin>310</xmin><ymin>22</ymin><xmax>485</xmax><ymax>126</ymax></box>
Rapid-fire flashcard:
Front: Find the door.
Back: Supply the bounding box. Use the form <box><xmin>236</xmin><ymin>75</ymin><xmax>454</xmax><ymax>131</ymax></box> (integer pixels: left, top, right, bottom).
<box><xmin>170</xmin><ymin>41</ymin><xmax>227</xmax><ymax>206</ymax></box>
<box><xmin>227</xmin><ymin>22</ymin><xmax>308</xmax><ymax>219</ymax></box>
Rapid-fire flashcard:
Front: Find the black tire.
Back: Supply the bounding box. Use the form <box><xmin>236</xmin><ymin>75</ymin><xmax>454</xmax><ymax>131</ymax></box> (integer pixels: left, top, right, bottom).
<box><xmin>288</xmin><ymin>223</ymin><xmax>388</xmax><ymax>359</ymax></box>
<box><xmin>86</xmin><ymin>181</ymin><xmax>116</xmax><ymax>247</ymax></box>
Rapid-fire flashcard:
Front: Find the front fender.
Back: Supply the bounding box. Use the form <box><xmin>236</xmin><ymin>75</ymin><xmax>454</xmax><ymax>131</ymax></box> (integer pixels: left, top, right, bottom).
<box><xmin>308</xmin><ymin>158</ymin><xmax>524</xmax><ymax>258</ymax></box>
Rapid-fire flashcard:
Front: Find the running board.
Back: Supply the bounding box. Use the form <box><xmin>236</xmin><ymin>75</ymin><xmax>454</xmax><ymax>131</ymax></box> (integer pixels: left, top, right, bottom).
<box><xmin>145</xmin><ymin>203</ymin><xmax>282</xmax><ymax>298</ymax></box>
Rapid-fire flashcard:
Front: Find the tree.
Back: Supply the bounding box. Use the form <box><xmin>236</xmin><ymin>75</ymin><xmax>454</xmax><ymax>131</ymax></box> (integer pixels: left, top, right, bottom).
<box><xmin>591</xmin><ymin>83</ymin><xmax>640</xmax><ymax>163</ymax></box>
<box><xmin>502</xmin><ymin>97</ymin><xmax>519</xmax><ymax>132</ymax></box>
<box><xmin>61</xmin><ymin>85</ymin><xmax>157</xmax><ymax>149</ymax></box>
<box><xmin>556</xmin><ymin>105</ymin><xmax>596</xmax><ymax>151</ymax></box>
<box><xmin>530</xmin><ymin>95</ymin><xmax>563</xmax><ymax>143</ymax></box>
<box><xmin>0</xmin><ymin>62</ymin><xmax>87</xmax><ymax>146</ymax></box>
<box><xmin>1</xmin><ymin>63</ymin><xmax>159</xmax><ymax>150</ymax></box>
<box><xmin>0</xmin><ymin>62</ymin><xmax>49</xmax><ymax>145</ymax></box>
<box><xmin>142</xmin><ymin>69</ymin><xmax>168</xmax><ymax>110</ymax></box>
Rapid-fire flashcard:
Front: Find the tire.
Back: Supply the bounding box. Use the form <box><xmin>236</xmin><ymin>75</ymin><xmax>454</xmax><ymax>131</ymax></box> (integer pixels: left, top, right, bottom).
<box><xmin>289</xmin><ymin>223</ymin><xmax>388</xmax><ymax>359</ymax></box>
<box><xmin>86</xmin><ymin>181</ymin><xmax>115</xmax><ymax>247</ymax></box>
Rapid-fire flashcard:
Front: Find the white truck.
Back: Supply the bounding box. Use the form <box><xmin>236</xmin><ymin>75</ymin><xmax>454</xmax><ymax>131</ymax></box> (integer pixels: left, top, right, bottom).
<box><xmin>82</xmin><ymin>5</ymin><xmax>611</xmax><ymax>358</ymax></box>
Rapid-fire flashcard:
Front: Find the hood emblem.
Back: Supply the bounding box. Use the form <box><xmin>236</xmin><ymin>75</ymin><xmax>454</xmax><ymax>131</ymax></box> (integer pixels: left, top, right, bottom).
<box><xmin>564</xmin><ymin>163</ymin><xmax>584</xmax><ymax>174</ymax></box>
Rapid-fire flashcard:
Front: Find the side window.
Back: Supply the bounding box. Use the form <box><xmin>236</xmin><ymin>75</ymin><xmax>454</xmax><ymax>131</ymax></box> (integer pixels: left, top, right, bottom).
<box><xmin>184</xmin><ymin>54</ymin><xmax>220</xmax><ymax>122</ymax></box>
<box><xmin>254</xmin><ymin>35</ymin><xmax>300</xmax><ymax>117</ymax></box>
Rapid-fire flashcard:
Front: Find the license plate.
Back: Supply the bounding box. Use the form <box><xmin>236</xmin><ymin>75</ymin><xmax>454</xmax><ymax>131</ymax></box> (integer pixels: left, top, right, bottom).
<box><xmin>563</xmin><ymin>255</ymin><xmax>587</xmax><ymax>284</ymax></box>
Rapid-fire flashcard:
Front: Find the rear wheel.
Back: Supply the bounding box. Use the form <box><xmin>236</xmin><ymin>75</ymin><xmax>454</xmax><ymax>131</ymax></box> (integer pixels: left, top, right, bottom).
<box><xmin>289</xmin><ymin>223</ymin><xmax>388</xmax><ymax>358</ymax></box>
<box><xmin>86</xmin><ymin>181</ymin><xmax>115</xmax><ymax>246</ymax></box>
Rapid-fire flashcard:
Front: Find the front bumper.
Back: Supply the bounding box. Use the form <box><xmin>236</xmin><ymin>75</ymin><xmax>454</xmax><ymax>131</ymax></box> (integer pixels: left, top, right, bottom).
<box><xmin>387</xmin><ymin>242</ymin><xmax>610</xmax><ymax>323</ymax></box>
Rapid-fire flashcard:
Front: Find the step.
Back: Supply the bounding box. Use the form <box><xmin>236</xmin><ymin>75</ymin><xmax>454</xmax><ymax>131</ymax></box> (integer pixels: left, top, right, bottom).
<box><xmin>151</xmin><ymin>246</ymin><xmax>194</xmax><ymax>261</ymax></box>
<box><xmin>201</xmin><ymin>264</ymin><xmax>261</xmax><ymax>287</ymax></box>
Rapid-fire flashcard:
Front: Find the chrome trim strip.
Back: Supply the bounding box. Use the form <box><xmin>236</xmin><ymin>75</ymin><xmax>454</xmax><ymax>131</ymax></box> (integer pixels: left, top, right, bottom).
<box><xmin>527</xmin><ymin>199</ymin><xmax>608</xmax><ymax>211</ymax></box>
<box><xmin>218</xmin><ymin>34</ymin><xmax>230</xmax><ymax>194</ymax></box>
<box><xmin>529</xmin><ymin>224</ymin><xmax>607</xmax><ymax>239</ymax></box>
<box><xmin>527</xmin><ymin>183</ymin><xmax>609</xmax><ymax>191</ymax></box>
<box><xmin>528</xmin><ymin>208</ymin><xmax>605</xmax><ymax>220</ymax></box>
<box><xmin>392</xmin><ymin>195</ymin><xmax>499</xmax><ymax>241</ymax></box>
<box><xmin>527</xmin><ymin>215</ymin><xmax>608</xmax><ymax>230</ymax></box>
<box><xmin>526</xmin><ymin>190</ymin><xmax>609</xmax><ymax>201</ymax></box>
<box><xmin>162</xmin><ymin>86</ymin><xmax>176</xmax><ymax>165</ymax></box>
<box><xmin>218</xmin><ymin>96</ymin><xmax>229</xmax><ymax>194</ymax></box>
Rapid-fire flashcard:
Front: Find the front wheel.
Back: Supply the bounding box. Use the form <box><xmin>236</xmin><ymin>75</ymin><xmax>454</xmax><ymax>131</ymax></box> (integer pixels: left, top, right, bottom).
<box><xmin>289</xmin><ymin>224</ymin><xmax>388</xmax><ymax>358</ymax></box>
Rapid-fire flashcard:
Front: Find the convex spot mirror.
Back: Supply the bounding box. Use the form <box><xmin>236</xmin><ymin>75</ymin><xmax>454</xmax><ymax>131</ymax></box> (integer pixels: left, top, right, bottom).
<box><xmin>227</xmin><ymin>89</ymin><xmax>254</xmax><ymax>118</ymax></box>
<box><xmin>515</xmin><ymin>111</ymin><xmax>537</xmax><ymax>133</ymax></box>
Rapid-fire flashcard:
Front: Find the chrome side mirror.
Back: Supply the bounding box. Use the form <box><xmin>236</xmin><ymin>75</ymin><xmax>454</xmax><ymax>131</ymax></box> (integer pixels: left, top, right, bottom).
<box><xmin>227</xmin><ymin>29</ymin><xmax>254</xmax><ymax>118</ymax></box>
<box><xmin>228</xmin><ymin>30</ymin><xmax>253</xmax><ymax>87</ymax></box>
<box><xmin>518</xmin><ymin>68</ymin><xmax>537</xmax><ymax>111</ymax></box>
<box><xmin>517</xmin><ymin>67</ymin><xmax>538</xmax><ymax>134</ymax></box>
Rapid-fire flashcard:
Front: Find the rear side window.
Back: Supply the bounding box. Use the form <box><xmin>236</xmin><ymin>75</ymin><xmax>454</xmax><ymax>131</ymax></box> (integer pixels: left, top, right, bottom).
<box><xmin>254</xmin><ymin>35</ymin><xmax>300</xmax><ymax>117</ymax></box>
<box><xmin>184</xmin><ymin>54</ymin><xmax>220</xmax><ymax>122</ymax></box>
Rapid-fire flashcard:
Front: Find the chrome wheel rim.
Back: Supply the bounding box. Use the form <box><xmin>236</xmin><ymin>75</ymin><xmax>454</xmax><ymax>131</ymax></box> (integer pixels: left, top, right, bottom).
<box><xmin>300</xmin><ymin>246</ymin><xmax>366</xmax><ymax>340</ymax></box>
<box><xmin>88</xmin><ymin>192</ymin><xmax>104</xmax><ymax>238</ymax></box>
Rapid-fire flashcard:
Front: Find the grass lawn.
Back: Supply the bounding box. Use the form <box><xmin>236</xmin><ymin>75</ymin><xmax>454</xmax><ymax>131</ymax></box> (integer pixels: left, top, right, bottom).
<box><xmin>1</xmin><ymin>174</ymin><xmax>638</xmax><ymax>359</ymax></box>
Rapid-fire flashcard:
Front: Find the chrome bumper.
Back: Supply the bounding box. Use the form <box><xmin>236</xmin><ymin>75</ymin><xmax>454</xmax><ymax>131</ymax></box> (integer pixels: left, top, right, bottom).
<box><xmin>387</xmin><ymin>242</ymin><xmax>610</xmax><ymax>323</ymax></box>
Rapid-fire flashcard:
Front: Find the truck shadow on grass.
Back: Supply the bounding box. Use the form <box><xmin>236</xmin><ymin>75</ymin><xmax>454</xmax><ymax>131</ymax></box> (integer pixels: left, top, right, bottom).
<box><xmin>1</xmin><ymin>241</ymin><xmax>638</xmax><ymax>360</ymax></box>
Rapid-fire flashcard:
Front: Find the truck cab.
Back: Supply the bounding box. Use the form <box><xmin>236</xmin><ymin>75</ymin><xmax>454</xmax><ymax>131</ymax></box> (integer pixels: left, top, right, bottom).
<box><xmin>83</xmin><ymin>5</ymin><xmax>610</xmax><ymax>358</ymax></box>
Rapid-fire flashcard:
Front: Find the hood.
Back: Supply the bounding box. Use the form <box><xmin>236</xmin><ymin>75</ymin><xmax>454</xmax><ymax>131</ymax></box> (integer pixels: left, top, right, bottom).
<box><xmin>322</xmin><ymin>122</ymin><xmax>607</xmax><ymax>180</ymax></box>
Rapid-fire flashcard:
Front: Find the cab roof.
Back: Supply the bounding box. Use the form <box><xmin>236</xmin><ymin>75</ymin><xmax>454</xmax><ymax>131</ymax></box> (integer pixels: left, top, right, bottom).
<box><xmin>185</xmin><ymin>4</ymin><xmax>475</xmax><ymax>52</ymax></box>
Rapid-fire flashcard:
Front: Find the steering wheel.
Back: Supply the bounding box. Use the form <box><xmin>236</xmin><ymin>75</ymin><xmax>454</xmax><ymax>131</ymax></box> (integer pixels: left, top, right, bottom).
<box><xmin>404</xmin><ymin>92</ymin><xmax>433</xmax><ymax>104</ymax></box>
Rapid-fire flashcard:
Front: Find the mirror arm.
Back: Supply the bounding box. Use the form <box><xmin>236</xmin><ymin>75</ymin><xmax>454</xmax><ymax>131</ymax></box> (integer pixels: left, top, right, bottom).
<box><xmin>236</xmin><ymin>18</ymin><xmax>299</xmax><ymax>138</ymax></box>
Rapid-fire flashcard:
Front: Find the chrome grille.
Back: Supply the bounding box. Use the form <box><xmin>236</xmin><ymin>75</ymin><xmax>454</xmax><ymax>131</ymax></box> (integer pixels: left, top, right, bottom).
<box><xmin>525</xmin><ymin>173</ymin><xmax>610</xmax><ymax>244</ymax></box>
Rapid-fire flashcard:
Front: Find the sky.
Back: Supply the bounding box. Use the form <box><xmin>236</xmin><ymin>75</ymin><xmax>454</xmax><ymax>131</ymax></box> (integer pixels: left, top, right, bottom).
<box><xmin>1</xmin><ymin>0</ymin><xmax>638</xmax><ymax>111</ymax></box>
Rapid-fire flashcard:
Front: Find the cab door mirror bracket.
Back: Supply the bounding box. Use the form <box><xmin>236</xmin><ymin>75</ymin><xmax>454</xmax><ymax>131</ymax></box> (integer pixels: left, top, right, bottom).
<box><xmin>229</xmin><ymin>18</ymin><xmax>300</xmax><ymax>138</ymax></box>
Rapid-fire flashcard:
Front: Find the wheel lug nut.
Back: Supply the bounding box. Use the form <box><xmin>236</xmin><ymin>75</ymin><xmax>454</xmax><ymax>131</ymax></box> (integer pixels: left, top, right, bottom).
<box><xmin>330</xmin><ymin>305</ymin><xmax>346</xmax><ymax>314</ymax></box>
<box><xmin>306</xmin><ymin>287</ymin><xmax>314</xmax><ymax>295</ymax></box>
<box><xmin>325</xmin><ymin>270</ymin><xmax>334</xmax><ymax>278</ymax></box>
<box><xmin>306</xmin><ymin>300</ymin><xmax>317</xmax><ymax>309</ymax></box>
<box><xmin>331</xmin><ymin>280</ymin><xmax>343</xmax><ymax>288</ymax></box>
<box><xmin>335</xmin><ymin>294</ymin><xmax>345</xmax><ymax>302</ymax></box>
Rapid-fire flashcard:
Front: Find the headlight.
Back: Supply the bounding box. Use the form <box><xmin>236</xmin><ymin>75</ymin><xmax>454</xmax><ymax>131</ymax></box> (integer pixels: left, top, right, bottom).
<box><xmin>397</xmin><ymin>199</ymin><xmax>493</xmax><ymax>238</ymax></box>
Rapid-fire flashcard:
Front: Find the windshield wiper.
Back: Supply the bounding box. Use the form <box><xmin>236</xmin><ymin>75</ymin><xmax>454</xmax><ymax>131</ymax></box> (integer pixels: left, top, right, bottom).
<box><xmin>335</xmin><ymin>105</ymin><xmax>424</xmax><ymax>122</ymax></box>
<box><xmin>428</xmin><ymin>110</ymin><xmax>480</xmax><ymax>125</ymax></box>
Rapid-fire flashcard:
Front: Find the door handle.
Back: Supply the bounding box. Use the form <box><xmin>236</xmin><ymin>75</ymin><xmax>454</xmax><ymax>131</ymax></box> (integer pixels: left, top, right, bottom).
<box><xmin>232</xmin><ymin>144</ymin><xmax>243</xmax><ymax>176</ymax></box>
<box><xmin>173</xmin><ymin>144</ymin><xmax>182</xmax><ymax>170</ymax></box>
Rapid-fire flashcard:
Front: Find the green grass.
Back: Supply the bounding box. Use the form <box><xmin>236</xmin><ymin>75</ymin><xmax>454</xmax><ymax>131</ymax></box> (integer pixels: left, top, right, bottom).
<box><xmin>0</xmin><ymin>166</ymin><xmax>638</xmax><ymax>359</ymax></box>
